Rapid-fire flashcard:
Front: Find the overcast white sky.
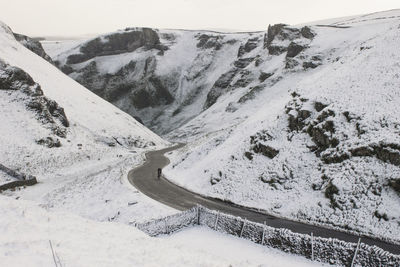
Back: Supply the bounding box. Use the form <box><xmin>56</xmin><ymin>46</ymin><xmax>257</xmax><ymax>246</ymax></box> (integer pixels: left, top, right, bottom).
<box><xmin>0</xmin><ymin>0</ymin><xmax>399</xmax><ymax>36</ymax></box>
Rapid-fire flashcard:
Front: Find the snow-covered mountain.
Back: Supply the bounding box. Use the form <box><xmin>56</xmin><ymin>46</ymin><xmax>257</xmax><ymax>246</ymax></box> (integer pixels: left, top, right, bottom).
<box><xmin>0</xmin><ymin>20</ymin><xmax>176</xmax><ymax>226</ymax></box>
<box><xmin>45</xmin><ymin>10</ymin><xmax>400</xmax><ymax>243</ymax></box>
<box><xmin>45</xmin><ymin>24</ymin><xmax>318</xmax><ymax>135</ymax></box>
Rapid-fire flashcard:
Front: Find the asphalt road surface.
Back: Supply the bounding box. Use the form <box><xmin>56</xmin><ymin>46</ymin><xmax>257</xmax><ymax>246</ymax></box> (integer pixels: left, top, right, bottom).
<box><xmin>128</xmin><ymin>144</ymin><xmax>400</xmax><ymax>254</ymax></box>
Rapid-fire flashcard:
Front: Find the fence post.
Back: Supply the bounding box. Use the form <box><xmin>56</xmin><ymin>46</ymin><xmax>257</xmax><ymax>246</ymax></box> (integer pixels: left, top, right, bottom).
<box><xmin>240</xmin><ymin>218</ymin><xmax>247</xmax><ymax>238</ymax></box>
<box><xmin>261</xmin><ymin>221</ymin><xmax>266</xmax><ymax>246</ymax></box>
<box><xmin>311</xmin><ymin>232</ymin><xmax>314</xmax><ymax>261</ymax></box>
<box><xmin>350</xmin><ymin>238</ymin><xmax>361</xmax><ymax>267</ymax></box>
<box><xmin>164</xmin><ymin>218</ymin><xmax>168</xmax><ymax>234</ymax></box>
<box><xmin>197</xmin><ymin>206</ymin><xmax>200</xmax><ymax>225</ymax></box>
<box><xmin>214</xmin><ymin>212</ymin><xmax>219</xmax><ymax>230</ymax></box>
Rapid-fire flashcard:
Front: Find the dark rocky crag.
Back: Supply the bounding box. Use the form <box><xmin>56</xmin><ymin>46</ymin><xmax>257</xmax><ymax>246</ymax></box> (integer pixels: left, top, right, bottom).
<box><xmin>0</xmin><ymin>60</ymin><xmax>69</xmax><ymax>146</ymax></box>
<box><xmin>52</xmin><ymin>25</ymin><xmax>317</xmax><ymax>135</ymax></box>
<box><xmin>13</xmin><ymin>33</ymin><xmax>54</xmax><ymax>63</ymax></box>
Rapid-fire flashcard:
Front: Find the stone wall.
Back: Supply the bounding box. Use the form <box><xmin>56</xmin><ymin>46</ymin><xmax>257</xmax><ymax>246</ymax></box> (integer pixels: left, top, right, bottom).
<box><xmin>136</xmin><ymin>205</ymin><xmax>400</xmax><ymax>267</ymax></box>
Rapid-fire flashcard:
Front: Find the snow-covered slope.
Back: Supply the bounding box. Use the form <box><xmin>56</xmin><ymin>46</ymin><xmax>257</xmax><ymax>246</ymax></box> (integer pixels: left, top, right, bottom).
<box><xmin>0</xmin><ymin>21</ymin><xmax>175</xmax><ymax>225</ymax></box>
<box><xmin>160</xmin><ymin>10</ymin><xmax>400</xmax><ymax>243</ymax></box>
<box><xmin>43</xmin><ymin>10</ymin><xmax>400</xmax><ymax>243</ymax></box>
<box><xmin>0</xmin><ymin>195</ymin><xmax>326</xmax><ymax>267</ymax></box>
<box><xmin>44</xmin><ymin>27</ymin><xmax>295</xmax><ymax>134</ymax></box>
<box><xmin>0</xmin><ymin>21</ymin><xmax>167</xmax><ymax>175</ymax></box>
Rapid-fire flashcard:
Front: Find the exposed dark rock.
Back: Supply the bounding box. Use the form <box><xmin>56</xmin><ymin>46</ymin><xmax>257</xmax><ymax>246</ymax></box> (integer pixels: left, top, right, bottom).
<box><xmin>225</xmin><ymin>102</ymin><xmax>238</xmax><ymax>113</ymax></box>
<box><xmin>244</xmin><ymin>152</ymin><xmax>253</xmax><ymax>160</ymax></box>
<box><xmin>298</xmin><ymin>109</ymin><xmax>311</xmax><ymax>120</ymax></box>
<box><xmin>233</xmin><ymin>57</ymin><xmax>255</xmax><ymax>68</ymax></box>
<box><xmin>374</xmin><ymin>210</ymin><xmax>389</xmax><ymax>221</ymax></box>
<box><xmin>265</xmin><ymin>24</ymin><xmax>312</xmax><ymax>57</ymax></box>
<box><xmin>0</xmin><ymin>163</ymin><xmax>36</xmax><ymax>181</ymax></box>
<box><xmin>210</xmin><ymin>176</ymin><xmax>221</xmax><ymax>185</ymax></box>
<box><xmin>250</xmin><ymin>130</ymin><xmax>273</xmax><ymax>143</ymax></box>
<box><xmin>287</xmin><ymin>108</ymin><xmax>312</xmax><ymax>132</ymax></box>
<box><xmin>314</xmin><ymin>101</ymin><xmax>328</xmax><ymax>112</ymax></box>
<box><xmin>27</xmin><ymin>97</ymin><xmax>69</xmax><ymax>128</ymax></box>
<box><xmin>258</xmin><ymin>72</ymin><xmax>273</xmax><ymax>82</ymax></box>
<box><xmin>130</xmin><ymin>77</ymin><xmax>174</xmax><ymax>109</ymax></box>
<box><xmin>265</xmin><ymin>24</ymin><xmax>288</xmax><ymax>48</ymax></box>
<box><xmin>67</xmin><ymin>28</ymin><xmax>161</xmax><ymax>64</ymax></box>
<box><xmin>268</xmin><ymin>45</ymin><xmax>288</xmax><ymax>56</ymax></box>
<box><xmin>373</xmin><ymin>144</ymin><xmax>400</xmax><ymax>166</ymax></box>
<box><xmin>196</xmin><ymin>34</ymin><xmax>223</xmax><ymax>50</ymax></box>
<box><xmin>36</xmin><ymin>137</ymin><xmax>61</xmax><ymax>148</ymax></box>
<box><xmin>0</xmin><ymin>63</ymin><xmax>35</xmax><ymax>89</ymax></box>
<box><xmin>252</xmin><ymin>143</ymin><xmax>279</xmax><ymax>159</ymax></box>
<box><xmin>325</xmin><ymin>181</ymin><xmax>340</xmax><ymax>209</ymax></box>
<box><xmin>248</xmin><ymin>131</ymin><xmax>279</xmax><ymax>158</ymax></box>
<box><xmin>316</xmin><ymin>109</ymin><xmax>335</xmax><ymax>123</ymax></box>
<box><xmin>0</xmin><ymin>61</ymin><xmax>69</xmax><ymax>137</ymax></box>
<box><xmin>303</xmin><ymin>61</ymin><xmax>320</xmax><ymax>69</ymax></box>
<box><xmin>285</xmin><ymin>58</ymin><xmax>299</xmax><ymax>69</ymax></box>
<box><xmin>238</xmin><ymin>85</ymin><xmax>265</xmax><ymax>103</ymax></box>
<box><xmin>204</xmin><ymin>68</ymin><xmax>239</xmax><ymax>108</ymax></box>
<box><xmin>286</xmin><ymin>42</ymin><xmax>307</xmax><ymax>58</ymax></box>
<box><xmin>309</xmin><ymin>127</ymin><xmax>331</xmax><ymax>149</ymax></box>
<box><xmin>350</xmin><ymin>146</ymin><xmax>375</xmax><ymax>157</ymax></box>
<box><xmin>238</xmin><ymin>37</ymin><xmax>259</xmax><ymax>57</ymax></box>
<box><xmin>322</xmin><ymin>153</ymin><xmax>350</xmax><ymax>164</ymax></box>
<box><xmin>389</xmin><ymin>178</ymin><xmax>400</xmax><ymax>194</ymax></box>
<box><xmin>260</xmin><ymin>175</ymin><xmax>281</xmax><ymax>189</ymax></box>
<box><xmin>300</xmin><ymin>26</ymin><xmax>315</xmax><ymax>39</ymax></box>
<box><xmin>133</xmin><ymin>116</ymin><xmax>144</xmax><ymax>124</ymax></box>
<box><xmin>61</xmin><ymin>65</ymin><xmax>74</xmax><ymax>75</ymax></box>
<box><xmin>13</xmin><ymin>33</ymin><xmax>54</xmax><ymax>63</ymax></box>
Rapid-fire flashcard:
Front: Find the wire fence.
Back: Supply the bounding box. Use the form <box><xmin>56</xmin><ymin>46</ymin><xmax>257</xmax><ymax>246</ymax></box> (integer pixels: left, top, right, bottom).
<box><xmin>136</xmin><ymin>205</ymin><xmax>400</xmax><ymax>267</ymax></box>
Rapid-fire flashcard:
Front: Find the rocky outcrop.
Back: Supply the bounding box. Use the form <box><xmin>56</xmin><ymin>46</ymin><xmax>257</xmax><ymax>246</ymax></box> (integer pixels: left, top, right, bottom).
<box><xmin>238</xmin><ymin>37</ymin><xmax>259</xmax><ymax>57</ymax></box>
<box><xmin>49</xmin><ymin>25</ymin><xmax>318</xmax><ymax>135</ymax></box>
<box><xmin>286</xmin><ymin>42</ymin><xmax>308</xmax><ymax>58</ymax></box>
<box><xmin>0</xmin><ymin>60</ymin><xmax>69</xmax><ymax>139</ymax></box>
<box><xmin>13</xmin><ymin>33</ymin><xmax>53</xmax><ymax>63</ymax></box>
<box><xmin>204</xmin><ymin>68</ymin><xmax>239</xmax><ymax>109</ymax></box>
<box><xmin>196</xmin><ymin>34</ymin><xmax>224</xmax><ymax>50</ymax></box>
<box><xmin>66</xmin><ymin>28</ymin><xmax>163</xmax><ymax>64</ymax></box>
<box><xmin>244</xmin><ymin>130</ymin><xmax>279</xmax><ymax>160</ymax></box>
<box><xmin>264</xmin><ymin>24</ymin><xmax>315</xmax><ymax>57</ymax></box>
<box><xmin>285</xmin><ymin>92</ymin><xmax>400</xmax><ymax>169</ymax></box>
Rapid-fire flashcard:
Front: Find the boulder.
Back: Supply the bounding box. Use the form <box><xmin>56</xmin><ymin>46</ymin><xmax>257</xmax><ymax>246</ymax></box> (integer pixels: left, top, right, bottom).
<box><xmin>286</xmin><ymin>42</ymin><xmax>307</xmax><ymax>58</ymax></box>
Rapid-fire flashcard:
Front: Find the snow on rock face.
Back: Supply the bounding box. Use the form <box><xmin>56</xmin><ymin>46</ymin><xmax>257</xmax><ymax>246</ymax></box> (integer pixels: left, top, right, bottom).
<box><xmin>40</xmin><ymin>10</ymin><xmax>400</xmax><ymax>243</ymax></box>
<box><xmin>13</xmin><ymin>33</ymin><xmax>54</xmax><ymax>64</ymax></box>
<box><xmin>0</xmin><ymin>21</ymin><xmax>170</xmax><ymax>224</ymax></box>
<box><xmin>162</xmin><ymin>11</ymin><xmax>400</xmax><ymax>243</ymax></box>
<box><xmin>46</xmin><ymin>25</ymin><xmax>317</xmax><ymax>135</ymax></box>
<box><xmin>0</xmin><ymin>60</ymin><xmax>69</xmax><ymax>141</ymax></box>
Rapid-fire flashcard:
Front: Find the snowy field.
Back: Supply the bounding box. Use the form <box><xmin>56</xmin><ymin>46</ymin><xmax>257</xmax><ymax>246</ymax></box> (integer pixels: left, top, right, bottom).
<box><xmin>0</xmin><ymin>195</ymin><xmax>328</xmax><ymax>267</ymax></box>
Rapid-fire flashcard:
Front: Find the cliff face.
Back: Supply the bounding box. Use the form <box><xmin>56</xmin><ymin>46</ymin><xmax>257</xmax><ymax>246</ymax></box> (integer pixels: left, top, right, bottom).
<box><xmin>13</xmin><ymin>33</ymin><xmax>54</xmax><ymax>63</ymax></box>
<box><xmin>47</xmin><ymin>26</ymin><xmax>317</xmax><ymax>135</ymax></box>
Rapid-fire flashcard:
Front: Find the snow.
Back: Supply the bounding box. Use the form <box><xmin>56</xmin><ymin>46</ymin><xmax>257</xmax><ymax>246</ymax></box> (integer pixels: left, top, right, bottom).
<box><xmin>41</xmin><ymin>39</ymin><xmax>85</xmax><ymax>59</ymax></box>
<box><xmin>0</xmin><ymin>195</ymin><xmax>328</xmax><ymax>267</ymax></box>
<box><xmin>163</xmin><ymin>11</ymin><xmax>400</xmax><ymax>243</ymax></box>
<box><xmin>0</xmin><ymin>20</ymin><xmax>174</xmax><ymax>233</ymax></box>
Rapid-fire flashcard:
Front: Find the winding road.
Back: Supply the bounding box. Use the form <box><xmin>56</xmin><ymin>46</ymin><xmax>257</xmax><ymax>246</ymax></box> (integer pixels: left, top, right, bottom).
<box><xmin>128</xmin><ymin>144</ymin><xmax>400</xmax><ymax>254</ymax></box>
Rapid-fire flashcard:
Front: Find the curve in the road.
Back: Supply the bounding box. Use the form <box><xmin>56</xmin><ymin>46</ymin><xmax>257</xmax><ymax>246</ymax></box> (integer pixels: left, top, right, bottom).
<box><xmin>128</xmin><ymin>144</ymin><xmax>400</xmax><ymax>255</ymax></box>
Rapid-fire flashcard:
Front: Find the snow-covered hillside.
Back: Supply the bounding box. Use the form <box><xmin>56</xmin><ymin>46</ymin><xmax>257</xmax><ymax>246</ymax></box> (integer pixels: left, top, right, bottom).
<box><xmin>42</xmin><ymin>9</ymin><xmax>400</xmax><ymax>244</ymax></box>
<box><xmin>162</xmin><ymin>10</ymin><xmax>400</xmax><ymax>243</ymax></box>
<box><xmin>0</xmin><ymin>20</ymin><xmax>176</xmax><ymax>225</ymax></box>
<box><xmin>0</xmin><ymin>195</ymin><xmax>326</xmax><ymax>267</ymax></box>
